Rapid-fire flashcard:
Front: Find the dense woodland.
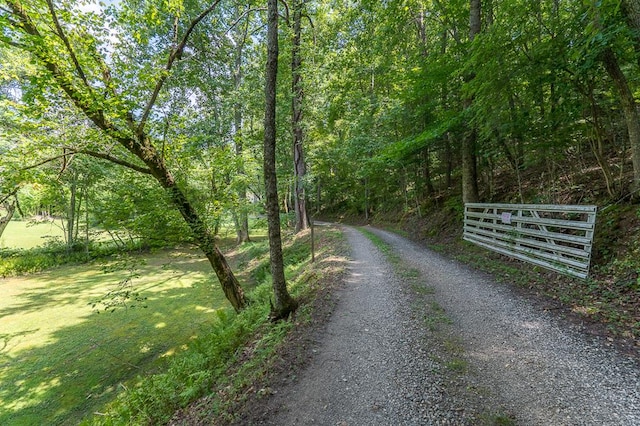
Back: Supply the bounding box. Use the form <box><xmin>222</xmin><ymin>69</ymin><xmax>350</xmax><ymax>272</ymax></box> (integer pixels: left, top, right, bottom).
<box><xmin>2</xmin><ymin>0</ymin><xmax>640</xmax><ymax>310</ymax></box>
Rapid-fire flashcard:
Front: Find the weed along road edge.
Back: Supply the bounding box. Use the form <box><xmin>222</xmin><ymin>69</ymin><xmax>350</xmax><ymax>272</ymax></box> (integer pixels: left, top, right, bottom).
<box><xmin>237</xmin><ymin>225</ymin><xmax>640</xmax><ymax>425</ymax></box>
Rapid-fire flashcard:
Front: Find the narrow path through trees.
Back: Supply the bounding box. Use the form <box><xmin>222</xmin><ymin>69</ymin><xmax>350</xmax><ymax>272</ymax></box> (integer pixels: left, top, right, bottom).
<box><xmin>237</xmin><ymin>225</ymin><xmax>640</xmax><ymax>425</ymax></box>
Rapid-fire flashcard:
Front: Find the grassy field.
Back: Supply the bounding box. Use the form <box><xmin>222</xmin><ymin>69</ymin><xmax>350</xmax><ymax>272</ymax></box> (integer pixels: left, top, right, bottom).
<box><xmin>0</xmin><ymin>220</ymin><xmax>66</xmax><ymax>250</ymax></box>
<box><xmin>0</xmin><ymin>248</ymin><xmax>233</xmax><ymax>425</ymax></box>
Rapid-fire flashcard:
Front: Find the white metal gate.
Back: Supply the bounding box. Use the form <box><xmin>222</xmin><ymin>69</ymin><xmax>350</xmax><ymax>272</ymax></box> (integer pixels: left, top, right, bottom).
<box><xmin>463</xmin><ymin>203</ymin><xmax>597</xmax><ymax>279</ymax></box>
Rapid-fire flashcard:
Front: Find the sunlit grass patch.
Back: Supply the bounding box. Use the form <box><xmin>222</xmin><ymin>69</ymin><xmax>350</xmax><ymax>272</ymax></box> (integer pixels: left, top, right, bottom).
<box><xmin>0</xmin><ymin>248</ymin><xmax>226</xmax><ymax>425</ymax></box>
<box><xmin>0</xmin><ymin>222</ymin><xmax>348</xmax><ymax>425</ymax></box>
<box><xmin>85</xmin><ymin>225</ymin><xmax>349</xmax><ymax>425</ymax></box>
<box><xmin>0</xmin><ymin>220</ymin><xmax>66</xmax><ymax>249</ymax></box>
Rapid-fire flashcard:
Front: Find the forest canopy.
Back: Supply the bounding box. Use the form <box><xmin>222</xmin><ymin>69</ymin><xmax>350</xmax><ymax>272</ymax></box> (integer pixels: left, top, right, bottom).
<box><xmin>2</xmin><ymin>0</ymin><xmax>640</xmax><ymax>302</ymax></box>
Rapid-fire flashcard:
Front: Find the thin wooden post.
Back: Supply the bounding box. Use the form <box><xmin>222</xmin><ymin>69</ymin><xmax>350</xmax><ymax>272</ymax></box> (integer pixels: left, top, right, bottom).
<box><xmin>310</xmin><ymin>218</ymin><xmax>315</xmax><ymax>263</ymax></box>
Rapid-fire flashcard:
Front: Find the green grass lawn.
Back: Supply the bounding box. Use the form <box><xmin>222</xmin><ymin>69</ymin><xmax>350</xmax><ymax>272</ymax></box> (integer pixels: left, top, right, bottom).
<box><xmin>0</xmin><ymin>220</ymin><xmax>66</xmax><ymax>250</ymax></box>
<box><xmin>0</xmin><ymin>248</ymin><xmax>231</xmax><ymax>425</ymax></box>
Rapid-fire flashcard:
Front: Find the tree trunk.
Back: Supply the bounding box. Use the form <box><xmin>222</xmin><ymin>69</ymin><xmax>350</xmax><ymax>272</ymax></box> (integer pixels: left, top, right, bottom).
<box><xmin>622</xmin><ymin>0</ymin><xmax>640</xmax><ymax>67</ymax></box>
<box><xmin>0</xmin><ymin>202</ymin><xmax>16</xmax><ymax>239</ymax></box>
<box><xmin>316</xmin><ymin>178</ymin><xmax>321</xmax><ymax>214</ymax></box>
<box><xmin>601</xmin><ymin>47</ymin><xmax>640</xmax><ymax>193</ymax></box>
<box><xmin>264</xmin><ymin>0</ymin><xmax>297</xmax><ymax>320</ymax></box>
<box><xmin>292</xmin><ymin>0</ymin><xmax>309</xmax><ymax>234</ymax></box>
<box><xmin>589</xmin><ymin>0</ymin><xmax>640</xmax><ymax>193</ymax></box>
<box><xmin>470</xmin><ymin>0</ymin><xmax>481</xmax><ymax>38</ymax></box>
<box><xmin>133</xmin><ymin>140</ymin><xmax>247</xmax><ymax>312</ymax></box>
<box><xmin>422</xmin><ymin>147</ymin><xmax>435</xmax><ymax>197</ymax></box>
<box><xmin>74</xmin><ymin>188</ymin><xmax>82</xmax><ymax>243</ymax></box>
<box><xmin>165</xmin><ymin>183</ymin><xmax>246</xmax><ymax>312</ymax></box>
<box><xmin>84</xmin><ymin>188</ymin><xmax>90</xmax><ymax>253</ymax></box>
<box><xmin>462</xmin><ymin>126</ymin><xmax>480</xmax><ymax>203</ymax></box>
<box><xmin>233</xmin><ymin>22</ymin><xmax>250</xmax><ymax>244</ymax></box>
<box><xmin>462</xmin><ymin>0</ymin><xmax>481</xmax><ymax>204</ymax></box>
<box><xmin>67</xmin><ymin>170</ymin><xmax>76</xmax><ymax>250</ymax></box>
<box><xmin>588</xmin><ymin>91</ymin><xmax>616</xmax><ymax>196</ymax></box>
<box><xmin>233</xmin><ymin>106</ymin><xmax>250</xmax><ymax>244</ymax></box>
<box><xmin>444</xmin><ymin>132</ymin><xmax>453</xmax><ymax>189</ymax></box>
<box><xmin>364</xmin><ymin>178</ymin><xmax>370</xmax><ymax>221</ymax></box>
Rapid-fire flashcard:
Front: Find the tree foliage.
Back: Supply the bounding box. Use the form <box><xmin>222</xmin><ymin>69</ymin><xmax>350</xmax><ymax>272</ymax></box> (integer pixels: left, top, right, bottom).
<box><xmin>3</xmin><ymin>0</ymin><xmax>640</xmax><ymax>309</ymax></box>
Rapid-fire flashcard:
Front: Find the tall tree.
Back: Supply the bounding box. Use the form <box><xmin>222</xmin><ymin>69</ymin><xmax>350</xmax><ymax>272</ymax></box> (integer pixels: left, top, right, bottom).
<box><xmin>462</xmin><ymin>0</ymin><xmax>481</xmax><ymax>203</ymax></box>
<box><xmin>587</xmin><ymin>0</ymin><xmax>640</xmax><ymax>193</ymax></box>
<box><xmin>291</xmin><ymin>0</ymin><xmax>309</xmax><ymax>233</ymax></box>
<box><xmin>622</xmin><ymin>0</ymin><xmax>640</xmax><ymax>66</ymax></box>
<box><xmin>600</xmin><ymin>48</ymin><xmax>640</xmax><ymax>193</ymax></box>
<box><xmin>264</xmin><ymin>0</ymin><xmax>297</xmax><ymax>319</ymax></box>
<box><xmin>231</xmin><ymin>9</ymin><xmax>252</xmax><ymax>243</ymax></box>
<box><xmin>0</xmin><ymin>0</ymin><xmax>246</xmax><ymax>311</ymax></box>
<box><xmin>616</xmin><ymin>0</ymin><xmax>640</xmax><ymax>190</ymax></box>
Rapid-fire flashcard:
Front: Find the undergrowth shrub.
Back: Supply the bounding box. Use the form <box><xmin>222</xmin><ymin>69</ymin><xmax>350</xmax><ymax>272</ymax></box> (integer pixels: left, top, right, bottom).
<box><xmin>0</xmin><ymin>240</ymin><xmax>163</xmax><ymax>277</ymax></box>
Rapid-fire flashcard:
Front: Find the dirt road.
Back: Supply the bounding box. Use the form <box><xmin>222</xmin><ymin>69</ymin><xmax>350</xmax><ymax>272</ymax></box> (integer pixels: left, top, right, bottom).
<box><xmin>237</xmin><ymin>225</ymin><xmax>640</xmax><ymax>425</ymax></box>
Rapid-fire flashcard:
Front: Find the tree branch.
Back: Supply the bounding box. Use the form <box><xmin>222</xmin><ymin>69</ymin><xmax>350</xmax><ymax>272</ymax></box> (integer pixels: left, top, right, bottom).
<box><xmin>22</xmin><ymin>152</ymin><xmax>70</xmax><ymax>171</ymax></box>
<box><xmin>22</xmin><ymin>149</ymin><xmax>152</xmax><ymax>175</ymax></box>
<box><xmin>0</xmin><ymin>187</ymin><xmax>19</xmax><ymax>205</ymax></box>
<box><xmin>45</xmin><ymin>0</ymin><xmax>89</xmax><ymax>87</ymax></box>
<box><xmin>137</xmin><ymin>0</ymin><xmax>223</xmax><ymax>134</ymax></box>
<box><xmin>0</xmin><ymin>8</ymin><xmax>21</xmax><ymax>29</ymax></box>
<box><xmin>4</xmin><ymin>0</ymin><xmax>128</xmax><ymax>143</ymax></box>
<box><xmin>0</xmin><ymin>36</ymin><xmax>27</xmax><ymax>49</ymax></box>
<box><xmin>85</xmin><ymin>33</ymin><xmax>119</xmax><ymax>99</ymax></box>
<box><xmin>13</xmin><ymin>193</ymin><xmax>24</xmax><ymax>217</ymax></box>
<box><xmin>66</xmin><ymin>148</ymin><xmax>153</xmax><ymax>174</ymax></box>
<box><xmin>223</xmin><ymin>7</ymin><xmax>266</xmax><ymax>39</ymax></box>
<box><xmin>279</xmin><ymin>0</ymin><xmax>290</xmax><ymax>24</ymax></box>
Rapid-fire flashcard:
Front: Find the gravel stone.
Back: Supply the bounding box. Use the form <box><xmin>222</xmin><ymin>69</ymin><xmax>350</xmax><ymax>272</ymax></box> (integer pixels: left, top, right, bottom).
<box><xmin>367</xmin><ymin>226</ymin><xmax>640</xmax><ymax>425</ymax></box>
<box><xmin>241</xmin><ymin>225</ymin><xmax>640</xmax><ymax>425</ymax></box>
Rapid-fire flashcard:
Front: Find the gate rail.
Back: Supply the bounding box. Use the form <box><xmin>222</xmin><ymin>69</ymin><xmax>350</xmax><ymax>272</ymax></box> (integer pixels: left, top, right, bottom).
<box><xmin>463</xmin><ymin>203</ymin><xmax>597</xmax><ymax>279</ymax></box>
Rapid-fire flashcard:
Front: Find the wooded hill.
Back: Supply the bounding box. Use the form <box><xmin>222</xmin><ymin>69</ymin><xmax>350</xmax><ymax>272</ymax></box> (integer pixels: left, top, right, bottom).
<box><xmin>1</xmin><ymin>2</ymin><xmax>639</xmax><ymax>339</ymax></box>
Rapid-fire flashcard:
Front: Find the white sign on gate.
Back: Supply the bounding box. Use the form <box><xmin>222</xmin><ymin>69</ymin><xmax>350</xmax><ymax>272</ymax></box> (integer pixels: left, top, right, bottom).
<box><xmin>501</xmin><ymin>212</ymin><xmax>512</xmax><ymax>224</ymax></box>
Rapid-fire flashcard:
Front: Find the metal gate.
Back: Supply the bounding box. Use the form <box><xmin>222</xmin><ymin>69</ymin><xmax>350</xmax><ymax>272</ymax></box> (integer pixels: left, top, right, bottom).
<box><xmin>463</xmin><ymin>203</ymin><xmax>597</xmax><ymax>279</ymax></box>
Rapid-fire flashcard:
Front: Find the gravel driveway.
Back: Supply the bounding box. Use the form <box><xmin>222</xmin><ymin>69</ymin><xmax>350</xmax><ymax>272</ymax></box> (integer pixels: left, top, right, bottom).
<box><xmin>240</xmin><ymin>225</ymin><xmax>640</xmax><ymax>425</ymax></box>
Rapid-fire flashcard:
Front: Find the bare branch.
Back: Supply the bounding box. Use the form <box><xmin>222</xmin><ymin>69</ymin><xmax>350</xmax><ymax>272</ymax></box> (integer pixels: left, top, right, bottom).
<box><xmin>279</xmin><ymin>0</ymin><xmax>290</xmax><ymax>24</ymax></box>
<box><xmin>137</xmin><ymin>0</ymin><xmax>223</xmax><ymax>134</ymax></box>
<box><xmin>223</xmin><ymin>7</ymin><xmax>266</xmax><ymax>39</ymax></box>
